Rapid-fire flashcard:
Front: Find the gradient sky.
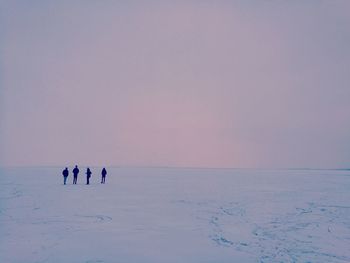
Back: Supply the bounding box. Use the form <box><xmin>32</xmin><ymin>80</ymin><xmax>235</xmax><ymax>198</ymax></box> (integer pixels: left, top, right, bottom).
<box><xmin>1</xmin><ymin>1</ymin><xmax>349</xmax><ymax>168</ymax></box>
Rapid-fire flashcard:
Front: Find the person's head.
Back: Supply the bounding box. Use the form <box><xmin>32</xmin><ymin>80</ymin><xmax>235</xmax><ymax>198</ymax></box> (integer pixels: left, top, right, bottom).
<box><xmin>75</xmin><ymin>165</ymin><xmax>78</xmax><ymax>168</ymax></box>
<box><xmin>65</xmin><ymin>167</ymin><xmax>68</xmax><ymax>170</ymax></box>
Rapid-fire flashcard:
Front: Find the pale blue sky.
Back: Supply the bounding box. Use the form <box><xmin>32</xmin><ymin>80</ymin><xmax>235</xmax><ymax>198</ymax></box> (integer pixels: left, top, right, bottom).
<box><xmin>1</xmin><ymin>1</ymin><xmax>349</xmax><ymax>168</ymax></box>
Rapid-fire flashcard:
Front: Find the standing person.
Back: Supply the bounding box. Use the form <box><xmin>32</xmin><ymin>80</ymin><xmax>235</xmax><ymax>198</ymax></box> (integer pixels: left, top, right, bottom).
<box><xmin>101</xmin><ymin>167</ymin><xmax>107</xmax><ymax>184</ymax></box>
<box><xmin>72</xmin><ymin>165</ymin><xmax>79</xmax><ymax>184</ymax></box>
<box><xmin>62</xmin><ymin>167</ymin><xmax>69</xmax><ymax>185</ymax></box>
<box><xmin>86</xmin><ymin>168</ymin><xmax>92</xmax><ymax>185</ymax></box>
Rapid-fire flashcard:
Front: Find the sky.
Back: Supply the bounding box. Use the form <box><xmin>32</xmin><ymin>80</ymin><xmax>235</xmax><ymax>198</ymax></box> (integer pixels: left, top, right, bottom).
<box><xmin>0</xmin><ymin>1</ymin><xmax>349</xmax><ymax>168</ymax></box>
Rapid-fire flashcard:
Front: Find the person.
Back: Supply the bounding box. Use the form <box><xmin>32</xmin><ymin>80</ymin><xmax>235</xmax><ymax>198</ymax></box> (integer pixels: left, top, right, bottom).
<box><xmin>101</xmin><ymin>167</ymin><xmax>107</xmax><ymax>184</ymax></box>
<box><xmin>62</xmin><ymin>167</ymin><xmax>69</xmax><ymax>185</ymax></box>
<box><xmin>72</xmin><ymin>165</ymin><xmax>79</xmax><ymax>184</ymax></box>
<box><xmin>86</xmin><ymin>167</ymin><xmax>92</xmax><ymax>185</ymax></box>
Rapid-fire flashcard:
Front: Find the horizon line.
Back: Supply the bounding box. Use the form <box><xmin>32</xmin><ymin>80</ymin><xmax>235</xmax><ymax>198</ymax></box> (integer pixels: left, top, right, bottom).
<box><xmin>0</xmin><ymin>165</ymin><xmax>349</xmax><ymax>171</ymax></box>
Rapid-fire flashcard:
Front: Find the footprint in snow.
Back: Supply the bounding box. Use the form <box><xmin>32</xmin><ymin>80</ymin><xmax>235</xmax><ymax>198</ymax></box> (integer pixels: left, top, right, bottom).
<box><xmin>75</xmin><ymin>215</ymin><xmax>112</xmax><ymax>223</ymax></box>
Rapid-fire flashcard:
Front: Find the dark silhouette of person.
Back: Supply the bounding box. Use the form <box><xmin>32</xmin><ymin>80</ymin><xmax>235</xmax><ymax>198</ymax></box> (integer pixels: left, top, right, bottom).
<box><xmin>101</xmin><ymin>168</ymin><xmax>107</xmax><ymax>184</ymax></box>
<box><xmin>72</xmin><ymin>165</ymin><xmax>79</xmax><ymax>184</ymax></box>
<box><xmin>62</xmin><ymin>167</ymin><xmax>69</xmax><ymax>185</ymax></box>
<box><xmin>86</xmin><ymin>168</ymin><xmax>92</xmax><ymax>185</ymax></box>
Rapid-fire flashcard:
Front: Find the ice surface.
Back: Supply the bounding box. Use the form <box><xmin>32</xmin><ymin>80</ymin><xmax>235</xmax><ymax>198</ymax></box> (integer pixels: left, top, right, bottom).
<box><xmin>0</xmin><ymin>167</ymin><xmax>349</xmax><ymax>262</ymax></box>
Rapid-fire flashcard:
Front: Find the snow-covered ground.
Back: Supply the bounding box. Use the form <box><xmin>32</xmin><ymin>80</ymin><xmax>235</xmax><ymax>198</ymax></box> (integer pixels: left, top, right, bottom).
<box><xmin>0</xmin><ymin>167</ymin><xmax>349</xmax><ymax>263</ymax></box>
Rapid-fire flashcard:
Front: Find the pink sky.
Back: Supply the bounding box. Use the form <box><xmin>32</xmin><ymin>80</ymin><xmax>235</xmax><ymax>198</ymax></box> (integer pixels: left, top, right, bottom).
<box><xmin>1</xmin><ymin>1</ymin><xmax>350</xmax><ymax>168</ymax></box>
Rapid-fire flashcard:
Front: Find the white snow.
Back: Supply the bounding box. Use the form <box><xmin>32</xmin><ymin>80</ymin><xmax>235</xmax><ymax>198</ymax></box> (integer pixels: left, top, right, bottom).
<box><xmin>1</xmin><ymin>167</ymin><xmax>350</xmax><ymax>262</ymax></box>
